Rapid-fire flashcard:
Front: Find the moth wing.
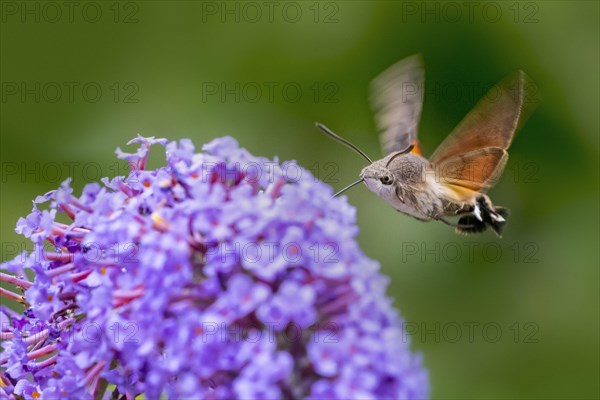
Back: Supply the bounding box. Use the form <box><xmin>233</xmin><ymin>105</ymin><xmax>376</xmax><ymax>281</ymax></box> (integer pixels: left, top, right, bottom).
<box><xmin>430</xmin><ymin>70</ymin><xmax>536</xmax><ymax>164</ymax></box>
<box><xmin>430</xmin><ymin>70</ymin><xmax>537</xmax><ymax>199</ymax></box>
<box><xmin>370</xmin><ymin>54</ymin><xmax>425</xmax><ymax>156</ymax></box>
<box><xmin>436</xmin><ymin>148</ymin><xmax>508</xmax><ymax>201</ymax></box>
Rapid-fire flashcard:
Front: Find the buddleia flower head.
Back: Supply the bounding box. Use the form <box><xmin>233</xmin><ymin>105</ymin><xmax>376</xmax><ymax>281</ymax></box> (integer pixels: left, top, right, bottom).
<box><xmin>1</xmin><ymin>135</ymin><xmax>428</xmax><ymax>399</ymax></box>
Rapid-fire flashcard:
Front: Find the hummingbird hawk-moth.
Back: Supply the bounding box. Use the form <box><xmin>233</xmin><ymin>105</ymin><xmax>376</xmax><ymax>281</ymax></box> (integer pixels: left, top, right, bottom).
<box><xmin>317</xmin><ymin>54</ymin><xmax>536</xmax><ymax>236</ymax></box>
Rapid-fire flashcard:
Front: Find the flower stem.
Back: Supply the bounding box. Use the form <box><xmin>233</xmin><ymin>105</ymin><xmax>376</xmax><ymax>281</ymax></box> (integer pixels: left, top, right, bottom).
<box><xmin>0</xmin><ymin>287</ymin><xmax>25</xmax><ymax>303</ymax></box>
<box><xmin>0</xmin><ymin>272</ymin><xmax>32</xmax><ymax>289</ymax></box>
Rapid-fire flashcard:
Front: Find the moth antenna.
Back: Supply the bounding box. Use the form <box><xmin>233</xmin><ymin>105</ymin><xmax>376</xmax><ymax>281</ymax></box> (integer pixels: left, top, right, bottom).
<box><xmin>333</xmin><ymin>178</ymin><xmax>364</xmax><ymax>198</ymax></box>
<box><xmin>385</xmin><ymin>144</ymin><xmax>415</xmax><ymax>168</ymax></box>
<box><xmin>315</xmin><ymin>122</ymin><xmax>373</xmax><ymax>164</ymax></box>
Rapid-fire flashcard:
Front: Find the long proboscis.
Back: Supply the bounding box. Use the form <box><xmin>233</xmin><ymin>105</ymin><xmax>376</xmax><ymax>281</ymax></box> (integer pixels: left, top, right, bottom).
<box><xmin>333</xmin><ymin>178</ymin><xmax>364</xmax><ymax>198</ymax></box>
<box><xmin>315</xmin><ymin>122</ymin><xmax>373</xmax><ymax>164</ymax></box>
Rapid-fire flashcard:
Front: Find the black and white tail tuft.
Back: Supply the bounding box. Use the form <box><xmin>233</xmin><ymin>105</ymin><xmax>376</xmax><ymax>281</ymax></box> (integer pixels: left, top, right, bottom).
<box><xmin>456</xmin><ymin>196</ymin><xmax>509</xmax><ymax>237</ymax></box>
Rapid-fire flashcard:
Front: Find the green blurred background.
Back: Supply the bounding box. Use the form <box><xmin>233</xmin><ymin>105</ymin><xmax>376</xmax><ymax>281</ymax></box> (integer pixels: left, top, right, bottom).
<box><xmin>1</xmin><ymin>1</ymin><xmax>598</xmax><ymax>398</ymax></box>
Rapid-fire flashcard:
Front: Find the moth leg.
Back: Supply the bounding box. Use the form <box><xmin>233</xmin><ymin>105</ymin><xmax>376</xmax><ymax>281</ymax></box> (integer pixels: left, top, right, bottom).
<box><xmin>454</xmin><ymin>208</ymin><xmax>471</xmax><ymax>215</ymax></box>
<box><xmin>394</xmin><ymin>185</ymin><xmax>407</xmax><ymax>203</ymax></box>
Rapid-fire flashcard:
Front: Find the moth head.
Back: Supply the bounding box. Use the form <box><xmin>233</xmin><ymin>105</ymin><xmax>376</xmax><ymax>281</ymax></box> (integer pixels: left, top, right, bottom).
<box><xmin>360</xmin><ymin>160</ymin><xmax>396</xmax><ymax>186</ymax></box>
<box><xmin>360</xmin><ymin>159</ymin><xmax>396</xmax><ymax>197</ymax></box>
<box><xmin>360</xmin><ymin>146</ymin><xmax>427</xmax><ymax>196</ymax></box>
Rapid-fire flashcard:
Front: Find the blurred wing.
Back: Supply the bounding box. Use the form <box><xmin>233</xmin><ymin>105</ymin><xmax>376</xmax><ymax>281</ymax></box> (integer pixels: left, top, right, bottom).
<box><xmin>431</xmin><ymin>70</ymin><xmax>537</xmax><ymax>196</ymax></box>
<box><xmin>370</xmin><ymin>54</ymin><xmax>424</xmax><ymax>156</ymax></box>
<box><xmin>430</xmin><ymin>70</ymin><xmax>536</xmax><ymax>164</ymax></box>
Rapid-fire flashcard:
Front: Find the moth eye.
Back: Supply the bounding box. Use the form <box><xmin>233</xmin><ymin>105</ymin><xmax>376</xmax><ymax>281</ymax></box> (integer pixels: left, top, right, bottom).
<box><xmin>380</xmin><ymin>175</ymin><xmax>393</xmax><ymax>185</ymax></box>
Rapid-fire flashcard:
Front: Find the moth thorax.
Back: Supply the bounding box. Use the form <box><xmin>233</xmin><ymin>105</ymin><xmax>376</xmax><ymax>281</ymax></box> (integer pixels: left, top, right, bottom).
<box><xmin>391</xmin><ymin>155</ymin><xmax>428</xmax><ymax>184</ymax></box>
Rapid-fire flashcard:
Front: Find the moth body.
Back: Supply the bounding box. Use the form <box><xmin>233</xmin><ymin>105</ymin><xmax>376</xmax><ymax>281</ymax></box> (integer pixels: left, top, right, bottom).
<box><xmin>318</xmin><ymin>54</ymin><xmax>536</xmax><ymax>236</ymax></box>
<box><xmin>360</xmin><ymin>152</ymin><xmax>471</xmax><ymax>221</ymax></box>
<box><xmin>360</xmin><ymin>151</ymin><xmax>510</xmax><ymax>235</ymax></box>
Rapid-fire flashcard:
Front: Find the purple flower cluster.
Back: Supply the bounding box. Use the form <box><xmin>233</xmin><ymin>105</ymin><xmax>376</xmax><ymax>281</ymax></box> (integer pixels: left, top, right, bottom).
<box><xmin>0</xmin><ymin>135</ymin><xmax>428</xmax><ymax>399</ymax></box>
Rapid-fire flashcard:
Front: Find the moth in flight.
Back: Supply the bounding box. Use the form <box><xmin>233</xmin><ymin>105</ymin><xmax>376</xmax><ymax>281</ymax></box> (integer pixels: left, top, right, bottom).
<box><xmin>317</xmin><ymin>54</ymin><xmax>537</xmax><ymax>236</ymax></box>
